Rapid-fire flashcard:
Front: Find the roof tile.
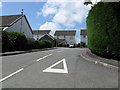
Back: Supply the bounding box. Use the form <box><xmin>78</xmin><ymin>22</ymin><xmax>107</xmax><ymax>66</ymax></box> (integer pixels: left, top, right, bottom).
<box><xmin>54</xmin><ymin>30</ymin><xmax>76</xmax><ymax>36</ymax></box>
<box><xmin>32</xmin><ymin>30</ymin><xmax>51</xmax><ymax>35</ymax></box>
<box><xmin>0</xmin><ymin>15</ymin><xmax>23</xmax><ymax>27</ymax></box>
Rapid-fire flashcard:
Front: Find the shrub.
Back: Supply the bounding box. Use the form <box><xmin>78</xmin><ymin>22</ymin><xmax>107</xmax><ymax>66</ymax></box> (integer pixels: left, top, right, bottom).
<box><xmin>57</xmin><ymin>43</ymin><xmax>64</xmax><ymax>47</ymax></box>
<box><xmin>39</xmin><ymin>40</ymin><xmax>52</xmax><ymax>48</ymax></box>
<box><xmin>2</xmin><ymin>31</ymin><xmax>12</xmax><ymax>52</ymax></box>
<box><xmin>86</xmin><ymin>2</ymin><xmax>120</xmax><ymax>60</ymax></box>
<box><xmin>77</xmin><ymin>43</ymin><xmax>81</xmax><ymax>47</ymax></box>
<box><xmin>34</xmin><ymin>40</ymin><xmax>40</xmax><ymax>49</ymax></box>
<box><xmin>66</xmin><ymin>44</ymin><xmax>69</xmax><ymax>47</ymax></box>
<box><xmin>2</xmin><ymin>31</ymin><xmax>27</xmax><ymax>51</ymax></box>
<box><xmin>2</xmin><ymin>31</ymin><xmax>53</xmax><ymax>52</ymax></box>
<box><xmin>39</xmin><ymin>40</ymin><xmax>45</xmax><ymax>49</ymax></box>
<box><xmin>44</xmin><ymin>40</ymin><xmax>52</xmax><ymax>48</ymax></box>
<box><xmin>26</xmin><ymin>38</ymin><xmax>37</xmax><ymax>50</ymax></box>
<box><xmin>80</xmin><ymin>42</ymin><xmax>86</xmax><ymax>47</ymax></box>
<box><xmin>8</xmin><ymin>32</ymin><xmax>27</xmax><ymax>50</ymax></box>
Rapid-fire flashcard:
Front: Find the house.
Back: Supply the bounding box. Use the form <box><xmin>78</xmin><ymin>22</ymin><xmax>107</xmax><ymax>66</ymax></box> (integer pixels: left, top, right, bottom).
<box><xmin>39</xmin><ymin>34</ymin><xmax>56</xmax><ymax>47</ymax></box>
<box><xmin>0</xmin><ymin>14</ymin><xmax>33</xmax><ymax>38</ymax></box>
<box><xmin>54</xmin><ymin>30</ymin><xmax>76</xmax><ymax>45</ymax></box>
<box><xmin>32</xmin><ymin>30</ymin><xmax>51</xmax><ymax>40</ymax></box>
<box><xmin>80</xmin><ymin>29</ymin><xmax>88</xmax><ymax>45</ymax></box>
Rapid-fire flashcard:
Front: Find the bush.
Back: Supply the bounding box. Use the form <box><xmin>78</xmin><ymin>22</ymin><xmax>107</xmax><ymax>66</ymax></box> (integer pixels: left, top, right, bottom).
<box><xmin>66</xmin><ymin>44</ymin><xmax>69</xmax><ymax>47</ymax></box>
<box><xmin>8</xmin><ymin>32</ymin><xmax>27</xmax><ymax>51</ymax></box>
<box><xmin>39</xmin><ymin>40</ymin><xmax>52</xmax><ymax>48</ymax></box>
<box><xmin>34</xmin><ymin>40</ymin><xmax>40</xmax><ymax>49</ymax></box>
<box><xmin>27</xmin><ymin>39</ymin><xmax>52</xmax><ymax>49</ymax></box>
<box><xmin>2</xmin><ymin>31</ymin><xmax>11</xmax><ymax>52</ymax></box>
<box><xmin>77</xmin><ymin>43</ymin><xmax>81</xmax><ymax>47</ymax></box>
<box><xmin>2</xmin><ymin>31</ymin><xmax>53</xmax><ymax>52</ymax></box>
<box><xmin>80</xmin><ymin>42</ymin><xmax>86</xmax><ymax>47</ymax></box>
<box><xmin>26</xmin><ymin>38</ymin><xmax>41</xmax><ymax>50</ymax></box>
<box><xmin>2</xmin><ymin>31</ymin><xmax>27</xmax><ymax>52</ymax></box>
<box><xmin>86</xmin><ymin>2</ymin><xmax>120</xmax><ymax>60</ymax></box>
<box><xmin>39</xmin><ymin>40</ymin><xmax>45</xmax><ymax>49</ymax></box>
<box><xmin>57</xmin><ymin>43</ymin><xmax>64</xmax><ymax>47</ymax></box>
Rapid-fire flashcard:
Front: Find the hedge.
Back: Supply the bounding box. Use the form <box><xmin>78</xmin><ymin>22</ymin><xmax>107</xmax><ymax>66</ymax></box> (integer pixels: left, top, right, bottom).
<box><xmin>2</xmin><ymin>31</ymin><xmax>53</xmax><ymax>52</ymax></box>
<box><xmin>2</xmin><ymin>31</ymin><xmax>27</xmax><ymax>52</ymax></box>
<box><xmin>8</xmin><ymin>32</ymin><xmax>27</xmax><ymax>51</ymax></box>
<box><xmin>57</xmin><ymin>42</ymin><xmax>64</xmax><ymax>47</ymax></box>
<box><xmin>39</xmin><ymin>40</ymin><xmax>52</xmax><ymax>48</ymax></box>
<box><xmin>86</xmin><ymin>2</ymin><xmax>120</xmax><ymax>60</ymax></box>
<box><xmin>2</xmin><ymin>31</ymin><xmax>11</xmax><ymax>52</ymax></box>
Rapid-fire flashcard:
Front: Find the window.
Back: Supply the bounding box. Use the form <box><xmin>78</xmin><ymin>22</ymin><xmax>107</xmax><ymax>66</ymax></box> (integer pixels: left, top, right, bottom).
<box><xmin>83</xmin><ymin>35</ymin><xmax>86</xmax><ymax>38</ymax></box>
<box><xmin>64</xmin><ymin>36</ymin><xmax>66</xmax><ymax>39</ymax></box>
<box><xmin>57</xmin><ymin>36</ymin><xmax>59</xmax><ymax>39</ymax></box>
<box><xmin>70</xmin><ymin>36</ymin><xmax>73</xmax><ymax>39</ymax></box>
<box><xmin>37</xmin><ymin>35</ymin><xmax>39</xmax><ymax>40</ymax></box>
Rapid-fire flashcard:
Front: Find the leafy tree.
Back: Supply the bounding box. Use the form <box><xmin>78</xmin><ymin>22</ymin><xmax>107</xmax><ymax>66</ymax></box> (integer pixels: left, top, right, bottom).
<box><xmin>84</xmin><ymin>0</ymin><xmax>93</xmax><ymax>5</ymax></box>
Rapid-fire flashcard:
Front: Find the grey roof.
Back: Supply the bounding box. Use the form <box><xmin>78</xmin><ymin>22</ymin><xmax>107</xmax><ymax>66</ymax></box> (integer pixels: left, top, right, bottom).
<box><xmin>33</xmin><ymin>30</ymin><xmax>51</xmax><ymax>35</ymax></box>
<box><xmin>0</xmin><ymin>15</ymin><xmax>23</xmax><ymax>27</ymax></box>
<box><xmin>40</xmin><ymin>33</ymin><xmax>55</xmax><ymax>40</ymax></box>
<box><xmin>80</xmin><ymin>29</ymin><xmax>87</xmax><ymax>35</ymax></box>
<box><xmin>54</xmin><ymin>30</ymin><xmax>76</xmax><ymax>36</ymax></box>
<box><xmin>0</xmin><ymin>14</ymin><xmax>33</xmax><ymax>34</ymax></box>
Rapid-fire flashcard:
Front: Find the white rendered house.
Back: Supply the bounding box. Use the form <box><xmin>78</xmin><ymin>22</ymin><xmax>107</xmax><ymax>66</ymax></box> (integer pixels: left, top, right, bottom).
<box><xmin>0</xmin><ymin>14</ymin><xmax>33</xmax><ymax>38</ymax></box>
<box><xmin>80</xmin><ymin>29</ymin><xmax>88</xmax><ymax>45</ymax></box>
<box><xmin>54</xmin><ymin>30</ymin><xmax>76</xmax><ymax>45</ymax></box>
<box><xmin>32</xmin><ymin>30</ymin><xmax>51</xmax><ymax>40</ymax></box>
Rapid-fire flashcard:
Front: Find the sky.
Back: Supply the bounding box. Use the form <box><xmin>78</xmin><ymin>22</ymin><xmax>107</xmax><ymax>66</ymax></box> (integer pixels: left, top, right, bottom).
<box><xmin>0</xmin><ymin>0</ymin><xmax>99</xmax><ymax>43</ymax></box>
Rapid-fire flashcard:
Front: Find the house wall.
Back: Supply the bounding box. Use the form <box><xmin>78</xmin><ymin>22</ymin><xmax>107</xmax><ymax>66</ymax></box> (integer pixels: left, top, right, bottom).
<box><xmin>5</xmin><ymin>17</ymin><xmax>33</xmax><ymax>38</ymax></box>
<box><xmin>81</xmin><ymin>35</ymin><xmax>88</xmax><ymax>45</ymax></box>
<box><xmin>55</xmin><ymin>35</ymin><xmax>76</xmax><ymax>45</ymax></box>
<box><xmin>40</xmin><ymin>35</ymin><xmax>56</xmax><ymax>47</ymax></box>
<box><xmin>33</xmin><ymin>34</ymin><xmax>44</xmax><ymax>40</ymax></box>
<box><xmin>66</xmin><ymin>36</ymin><xmax>76</xmax><ymax>44</ymax></box>
<box><xmin>59</xmin><ymin>36</ymin><xmax>64</xmax><ymax>39</ymax></box>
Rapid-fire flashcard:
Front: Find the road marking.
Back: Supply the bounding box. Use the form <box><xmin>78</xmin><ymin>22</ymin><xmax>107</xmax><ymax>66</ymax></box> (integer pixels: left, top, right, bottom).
<box><xmin>36</xmin><ymin>53</ymin><xmax>53</xmax><ymax>62</ymax></box>
<box><xmin>57</xmin><ymin>50</ymin><xmax>64</xmax><ymax>53</ymax></box>
<box><xmin>0</xmin><ymin>68</ymin><xmax>24</xmax><ymax>83</ymax></box>
<box><xmin>43</xmin><ymin>58</ymin><xmax>68</xmax><ymax>74</ymax></box>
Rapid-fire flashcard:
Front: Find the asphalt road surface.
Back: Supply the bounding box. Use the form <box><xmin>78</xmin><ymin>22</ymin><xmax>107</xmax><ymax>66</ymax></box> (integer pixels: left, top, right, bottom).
<box><xmin>1</xmin><ymin>48</ymin><xmax>118</xmax><ymax>88</ymax></box>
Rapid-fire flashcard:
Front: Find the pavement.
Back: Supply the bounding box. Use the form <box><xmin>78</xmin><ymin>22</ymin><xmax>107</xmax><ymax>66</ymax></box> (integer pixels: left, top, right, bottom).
<box><xmin>81</xmin><ymin>48</ymin><xmax>119</xmax><ymax>70</ymax></box>
<box><xmin>1</xmin><ymin>48</ymin><xmax>119</xmax><ymax>88</ymax></box>
<box><xmin>0</xmin><ymin>48</ymin><xmax>56</xmax><ymax>56</ymax></box>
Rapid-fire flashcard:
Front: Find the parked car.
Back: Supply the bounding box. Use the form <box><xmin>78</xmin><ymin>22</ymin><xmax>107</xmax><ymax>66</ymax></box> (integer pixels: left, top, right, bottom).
<box><xmin>69</xmin><ymin>44</ymin><xmax>74</xmax><ymax>48</ymax></box>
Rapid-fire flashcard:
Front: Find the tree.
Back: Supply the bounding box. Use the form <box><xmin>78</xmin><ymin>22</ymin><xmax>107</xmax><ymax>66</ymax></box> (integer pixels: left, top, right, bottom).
<box><xmin>84</xmin><ymin>0</ymin><xmax>93</xmax><ymax>5</ymax></box>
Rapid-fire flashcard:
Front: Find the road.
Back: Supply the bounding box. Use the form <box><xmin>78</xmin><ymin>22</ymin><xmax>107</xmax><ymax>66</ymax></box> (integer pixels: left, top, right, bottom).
<box><xmin>1</xmin><ymin>48</ymin><xmax>118</xmax><ymax>88</ymax></box>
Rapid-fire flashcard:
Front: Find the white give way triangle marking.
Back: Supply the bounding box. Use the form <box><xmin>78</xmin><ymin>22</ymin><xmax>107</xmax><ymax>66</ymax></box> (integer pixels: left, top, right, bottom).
<box><xmin>43</xmin><ymin>58</ymin><xmax>68</xmax><ymax>74</ymax></box>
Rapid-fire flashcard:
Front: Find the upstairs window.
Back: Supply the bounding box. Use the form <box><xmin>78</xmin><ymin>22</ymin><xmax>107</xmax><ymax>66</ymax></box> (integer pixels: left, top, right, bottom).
<box><xmin>70</xmin><ymin>36</ymin><xmax>73</xmax><ymax>39</ymax></box>
<box><xmin>57</xmin><ymin>36</ymin><xmax>59</xmax><ymax>39</ymax></box>
<box><xmin>64</xmin><ymin>36</ymin><xmax>66</xmax><ymax>39</ymax></box>
<box><xmin>83</xmin><ymin>35</ymin><xmax>86</xmax><ymax>38</ymax></box>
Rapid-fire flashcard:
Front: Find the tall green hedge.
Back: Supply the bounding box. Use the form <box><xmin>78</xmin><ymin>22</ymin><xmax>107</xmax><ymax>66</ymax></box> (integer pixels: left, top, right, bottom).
<box><xmin>2</xmin><ymin>31</ymin><xmax>27</xmax><ymax>52</ymax></box>
<box><xmin>2</xmin><ymin>31</ymin><xmax>53</xmax><ymax>52</ymax></box>
<box><xmin>86</xmin><ymin>2</ymin><xmax>120</xmax><ymax>60</ymax></box>
<box><xmin>8</xmin><ymin>32</ymin><xmax>27</xmax><ymax>50</ymax></box>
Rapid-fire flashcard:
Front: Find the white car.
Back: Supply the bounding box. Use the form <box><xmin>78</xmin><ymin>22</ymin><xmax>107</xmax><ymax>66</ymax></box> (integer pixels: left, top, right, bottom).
<box><xmin>69</xmin><ymin>44</ymin><xmax>74</xmax><ymax>48</ymax></box>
